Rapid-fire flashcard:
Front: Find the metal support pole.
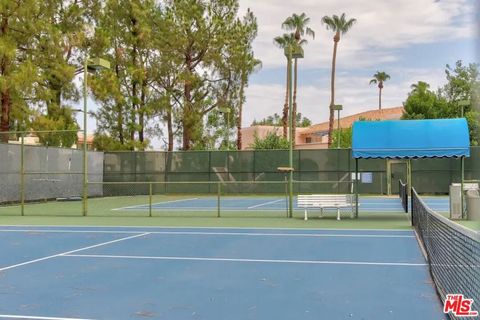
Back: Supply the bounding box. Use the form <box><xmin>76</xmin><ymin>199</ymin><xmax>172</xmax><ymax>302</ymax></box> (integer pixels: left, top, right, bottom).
<box><xmin>386</xmin><ymin>160</ymin><xmax>391</xmax><ymax>196</ymax></box>
<box><xmin>285</xmin><ymin>175</ymin><xmax>289</xmax><ymax>217</ymax></box>
<box><xmin>82</xmin><ymin>57</ymin><xmax>88</xmax><ymax>216</ymax></box>
<box><xmin>407</xmin><ymin>159</ymin><xmax>412</xmax><ymax>196</ymax></box>
<box><xmin>288</xmin><ymin>47</ymin><xmax>294</xmax><ymax>218</ymax></box>
<box><xmin>461</xmin><ymin>156</ymin><xmax>465</xmax><ymax>219</ymax></box>
<box><xmin>355</xmin><ymin>158</ymin><xmax>359</xmax><ymax>218</ymax></box>
<box><xmin>337</xmin><ymin>109</ymin><xmax>341</xmax><ymax>149</ymax></box>
<box><xmin>217</xmin><ymin>182</ymin><xmax>221</xmax><ymax>218</ymax></box>
<box><xmin>149</xmin><ymin>183</ymin><xmax>153</xmax><ymax>217</ymax></box>
<box><xmin>20</xmin><ymin>134</ymin><xmax>25</xmax><ymax>216</ymax></box>
<box><xmin>226</xmin><ymin>112</ymin><xmax>229</xmax><ymax>149</ymax></box>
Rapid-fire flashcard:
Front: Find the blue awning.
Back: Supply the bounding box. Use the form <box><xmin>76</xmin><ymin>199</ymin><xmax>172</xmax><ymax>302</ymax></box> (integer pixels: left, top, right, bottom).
<box><xmin>352</xmin><ymin>119</ymin><xmax>470</xmax><ymax>159</ymax></box>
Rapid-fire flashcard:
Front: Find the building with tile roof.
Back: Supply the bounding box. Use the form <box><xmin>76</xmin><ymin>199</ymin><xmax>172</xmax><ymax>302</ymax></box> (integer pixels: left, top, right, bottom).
<box><xmin>240</xmin><ymin>106</ymin><xmax>404</xmax><ymax>150</ymax></box>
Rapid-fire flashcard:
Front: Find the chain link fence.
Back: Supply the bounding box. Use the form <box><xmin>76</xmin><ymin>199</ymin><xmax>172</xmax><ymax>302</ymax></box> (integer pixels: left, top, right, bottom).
<box><xmin>1</xmin><ymin>137</ymin><xmax>479</xmax><ymax>217</ymax></box>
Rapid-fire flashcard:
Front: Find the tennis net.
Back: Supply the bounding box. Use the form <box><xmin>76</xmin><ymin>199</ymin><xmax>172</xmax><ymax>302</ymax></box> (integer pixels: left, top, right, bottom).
<box><xmin>399</xmin><ymin>179</ymin><xmax>408</xmax><ymax>213</ymax></box>
<box><xmin>411</xmin><ymin>187</ymin><xmax>479</xmax><ymax>319</ymax></box>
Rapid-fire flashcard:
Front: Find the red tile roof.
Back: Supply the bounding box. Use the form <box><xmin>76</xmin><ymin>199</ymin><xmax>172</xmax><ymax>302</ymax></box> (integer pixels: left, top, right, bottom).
<box><xmin>301</xmin><ymin>106</ymin><xmax>404</xmax><ymax>135</ymax></box>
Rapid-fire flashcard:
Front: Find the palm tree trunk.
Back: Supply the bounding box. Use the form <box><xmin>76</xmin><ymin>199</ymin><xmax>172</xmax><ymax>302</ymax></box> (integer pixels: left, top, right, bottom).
<box><xmin>327</xmin><ymin>33</ymin><xmax>340</xmax><ymax>147</ymax></box>
<box><xmin>379</xmin><ymin>87</ymin><xmax>382</xmax><ymax>110</ymax></box>
<box><xmin>282</xmin><ymin>58</ymin><xmax>289</xmax><ymax>138</ymax></box>
<box><xmin>292</xmin><ymin>58</ymin><xmax>298</xmax><ymax>146</ymax></box>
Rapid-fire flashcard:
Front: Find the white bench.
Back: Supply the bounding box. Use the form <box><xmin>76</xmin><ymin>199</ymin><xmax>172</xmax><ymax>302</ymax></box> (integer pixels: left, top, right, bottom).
<box><xmin>298</xmin><ymin>194</ymin><xmax>356</xmax><ymax>221</ymax></box>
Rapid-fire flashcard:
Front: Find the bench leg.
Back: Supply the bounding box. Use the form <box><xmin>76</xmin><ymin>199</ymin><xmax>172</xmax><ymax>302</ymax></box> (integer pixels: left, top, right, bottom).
<box><xmin>304</xmin><ymin>209</ymin><xmax>308</xmax><ymax>221</ymax></box>
<box><xmin>319</xmin><ymin>207</ymin><xmax>323</xmax><ymax>218</ymax></box>
<box><xmin>337</xmin><ymin>208</ymin><xmax>341</xmax><ymax>221</ymax></box>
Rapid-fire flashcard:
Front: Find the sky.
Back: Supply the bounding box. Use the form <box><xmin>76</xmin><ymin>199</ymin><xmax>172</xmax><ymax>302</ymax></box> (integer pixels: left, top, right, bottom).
<box><xmin>238</xmin><ymin>0</ymin><xmax>478</xmax><ymax>126</ymax></box>
<box><xmin>75</xmin><ymin>0</ymin><xmax>478</xmax><ymax>144</ymax></box>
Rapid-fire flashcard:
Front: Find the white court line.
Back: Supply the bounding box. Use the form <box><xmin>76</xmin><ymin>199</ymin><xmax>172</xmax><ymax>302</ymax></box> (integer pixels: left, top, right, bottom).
<box><xmin>116</xmin><ymin>207</ymin><xmax>406</xmax><ymax>212</ymax></box>
<box><xmin>0</xmin><ymin>229</ymin><xmax>414</xmax><ymax>238</ymax></box>
<box><xmin>0</xmin><ymin>315</ymin><xmax>94</xmax><ymax>320</ymax></box>
<box><xmin>247</xmin><ymin>199</ymin><xmax>284</xmax><ymax>209</ymax></box>
<box><xmin>0</xmin><ymin>229</ymin><xmax>141</xmax><ymax>234</ymax></box>
<box><xmin>65</xmin><ymin>253</ymin><xmax>427</xmax><ymax>267</ymax></box>
<box><xmin>112</xmin><ymin>197</ymin><xmax>199</xmax><ymax>211</ymax></box>
<box><xmin>0</xmin><ymin>224</ymin><xmax>414</xmax><ymax>232</ymax></box>
<box><xmin>0</xmin><ymin>232</ymin><xmax>150</xmax><ymax>272</ymax></box>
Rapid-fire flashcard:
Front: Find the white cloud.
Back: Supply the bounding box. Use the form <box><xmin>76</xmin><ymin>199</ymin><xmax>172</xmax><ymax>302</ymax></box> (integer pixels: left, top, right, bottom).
<box><xmin>238</xmin><ymin>0</ymin><xmax>476</xmax><ymax>69</ymax></box>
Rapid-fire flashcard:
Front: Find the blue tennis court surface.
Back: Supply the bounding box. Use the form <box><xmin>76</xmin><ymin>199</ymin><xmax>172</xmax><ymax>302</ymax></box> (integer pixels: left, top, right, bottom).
<box><xmin>114</xmin><ymin>196</ymin><xmax>450</xmax><ymax>213</ymax></box>
<box><xmin>0</xmin><ymin>226</ymin><xmax>446</xmax><ymax>319</ymax></box>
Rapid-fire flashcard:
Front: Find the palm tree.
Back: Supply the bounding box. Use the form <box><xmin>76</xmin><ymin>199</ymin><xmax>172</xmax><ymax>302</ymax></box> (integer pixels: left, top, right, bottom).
<box><xmin>410</xmin><ymin>81</ymin><xmax>430</xmax><ymax>94</ymax></box>
<box><xmin>322</xmin><ymin>13</ymin><xmax>356</xmax><ymax>147</ymax></box>
<box><xmin>274</xmin><ymin>33</ymin><xmax>296</xmax><ymax>138</ymax></box>
<box><xmin>282</xmin><ymin>13</ymin><xmax>315</xmax><ymax>142</ymax></box>
<box><xmin>369</xmin><ymin>71</ymin><xmax>391</xmax><ymax>110</ymax></box>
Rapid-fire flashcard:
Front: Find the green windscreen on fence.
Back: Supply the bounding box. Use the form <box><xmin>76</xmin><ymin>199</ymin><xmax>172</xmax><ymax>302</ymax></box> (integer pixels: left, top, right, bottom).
<box><xmin>1</xmin><ymin>144</ymin><xmax>479</xmax><ymax>217</ymax></box>
<box><xmin>102</xmin><ymin>148</ymin><xmax>480</xmax><ymax>195</ymax></box>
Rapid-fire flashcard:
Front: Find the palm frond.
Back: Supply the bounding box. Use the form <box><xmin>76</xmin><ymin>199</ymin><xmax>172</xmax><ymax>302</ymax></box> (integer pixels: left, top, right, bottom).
<box><xmin>322</xmin><ymin>13</ymin><xmax>357</xmax><ymax>34</ymax></box>
<box><xmin>273</xmin><ymin>33</ymin><xmax>295</xmax><ymax>48</ymax></box>
<box><xmin>305</xmin><ymin>27</ymin><xmax>315</xmax><ymax>39</ymax></box>
<box><xmin>298</xmin><ymin>39</ymin><xmax>308</xmax><ymax>46</ymax></box>
<box><xmin>341</xmin><ymin>18</ymin><xmax>357</xmax><ymax>34</ymax></box>
<box><xmin>321</xmin><ymin>16</ymin><xmax>336</xmax><ymax>30</ymax></box>
<box><xmin>282</xmin><ymin>13</ymin><xmax>314</xmax><ymax>41</ymax></box>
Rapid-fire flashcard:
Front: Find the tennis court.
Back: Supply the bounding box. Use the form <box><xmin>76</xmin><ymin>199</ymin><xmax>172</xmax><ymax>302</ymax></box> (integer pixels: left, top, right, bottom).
<box><xmin>0</xmin><ymin>225</ymin><xmax>445</xmax><ymax>320</ymax></box>
<box><xmin>113</xmin><ymin>195</ymin><xmax>450</xmax><ymax>212</ymax></box>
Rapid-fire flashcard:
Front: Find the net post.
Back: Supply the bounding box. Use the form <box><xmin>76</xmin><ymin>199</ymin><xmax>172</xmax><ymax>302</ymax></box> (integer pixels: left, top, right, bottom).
<box><xmin>149</xmin><ymin>182</ymin><xmax>153</xmax><ymax>217</ymax></box>
<box><xmin>407</xmin><ymin>159</ymin><xmax>412</xmax><ymax>197</ymax></box>
<box><xmin>460</xmin><ymin>156</ymin><xmax>465</xmax><ymax>219</ymax></box>
<box><xmin>285</xmin><ymin>176</ymin><xmax>288</xmax><ymax>218</ymax></box>
<box><xmin>278</xmin><ymin>167</ymin><xmax>294</xmax><ymax>218</ymax></box>
<box><xmin>217</xmin><ymin>182</ymin><xmax>221</xmax><ymax>218</ymax></box>
<box><xmin>355</xmin><ymin>158</ymin><xmax>359</xmax><ymax>218</ymax></box>
<box><xmin>82</xmin><ymin>58</ymin><xmax>88</xmax><ymax>217</ymax></box>
<box><xmin>410</xmin><ymin>186</ymin><xmax>414</xmax><ymax>226</ymax></box>
<box><xmin>20</xmin><ymin>134</ymin><xmax>25</xmax><ymax>216</ymax></box>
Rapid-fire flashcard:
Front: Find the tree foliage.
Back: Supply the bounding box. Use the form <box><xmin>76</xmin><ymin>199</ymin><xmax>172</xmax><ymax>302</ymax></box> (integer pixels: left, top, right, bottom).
<box><xmin>0</xmin><ymin>0</ymin><xmax>259</xmax><ymax>151</ymax></box>
<box><xmin>252</xmin><ymin>131</ymin><xmax>289</xmax><ymax>150</ymax></box>
<box><xmin>330</xmin><ymin>127</ymin><xmax>352</xmax><ymax>149</ymax></box>
<box><xmin>402</xmin><ymin>61</ymin><xmax>480</xmax><ymax>145</ymax></box>
<box><xmin>251</xmin><ymin>113</ymin><xmax>311</xmax><ymax>127</ymax></box>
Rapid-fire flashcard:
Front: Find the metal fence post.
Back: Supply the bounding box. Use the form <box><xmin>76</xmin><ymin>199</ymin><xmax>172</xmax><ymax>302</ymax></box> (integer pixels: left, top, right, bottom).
<box><xmin>149</xmin><ymin>182</ymin><xmax>153</xmax><ymax>217</ymax></box>
<box><xmin>217</xmin><ymin>182</ymin><xmax>221</xmax><ymax>218</ymax></box>
<box><xmin>20</xmin><ymin>134</ymin><xmax>25</xmax><ymax>216</ymax></box>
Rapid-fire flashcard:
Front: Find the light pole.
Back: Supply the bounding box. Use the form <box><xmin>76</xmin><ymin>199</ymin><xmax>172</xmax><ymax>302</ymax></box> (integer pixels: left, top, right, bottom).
<box><xmin>82</xmin><ymin>57</ymin><xmax>110</xmax><ymax>216</ymax></box>
<box><xmin>458</xmin><ymin>100</ymin><xmax>469</xmax><ymax>118</ymax></box>
<box><xmin>333</xmin><ymin>104</ymin><xmax>343</xmax><ymax>148</ymax></box>
<box><xmin>218</xmin><ymin>106</ymin><xmax>231</xmax><ymax>149</ymax></box>
<box><xmin>284</xmin><ymin>44</ymin><xmax>304</xmax><ymax>218</ymax></box>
